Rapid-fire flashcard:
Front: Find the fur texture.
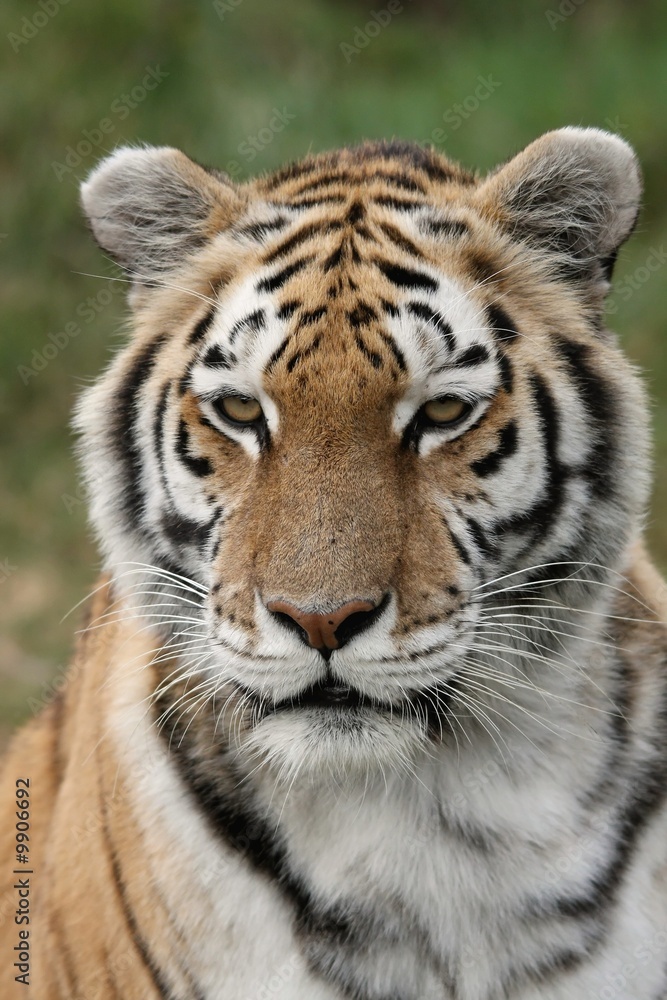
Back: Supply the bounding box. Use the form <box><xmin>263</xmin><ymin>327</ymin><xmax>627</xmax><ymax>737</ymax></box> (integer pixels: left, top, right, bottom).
<box><xmin>1</xmin><ymin>129</ymin><xmax>666</xmax><ymax>999</ymax></box>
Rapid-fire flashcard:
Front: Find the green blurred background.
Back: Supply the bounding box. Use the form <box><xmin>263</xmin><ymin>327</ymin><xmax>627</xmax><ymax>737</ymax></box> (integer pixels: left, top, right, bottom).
<box><xmin>1</xmin><ymin>0</ymin><xmax>666</xmax><ymax>746</ymax></box>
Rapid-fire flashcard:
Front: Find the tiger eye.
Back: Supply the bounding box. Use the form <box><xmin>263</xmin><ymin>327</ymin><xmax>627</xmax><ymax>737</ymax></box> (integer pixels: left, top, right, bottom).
<box><xmin>218</xmin><ymin>395</ymin><xmax>263</xmax><ymax>424</ymax></box>
<box><xmin>423</xmin><ymin>397</ymin><xmax>469</xmax><ymax>425</ymax></box>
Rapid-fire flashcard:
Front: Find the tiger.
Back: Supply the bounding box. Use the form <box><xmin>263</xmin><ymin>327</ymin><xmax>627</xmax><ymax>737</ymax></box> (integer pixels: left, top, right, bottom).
<box><xmin>1</xmin><ymin>126</ymin><xmax>666</xmax><ymax>1000</ymax></box>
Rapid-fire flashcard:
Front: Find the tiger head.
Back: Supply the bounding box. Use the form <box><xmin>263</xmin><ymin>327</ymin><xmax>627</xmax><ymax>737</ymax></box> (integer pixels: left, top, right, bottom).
<box><xmin>78</xmin><ymin>129</ymin><xmax>649</xmax><ymax>779</ymax></box>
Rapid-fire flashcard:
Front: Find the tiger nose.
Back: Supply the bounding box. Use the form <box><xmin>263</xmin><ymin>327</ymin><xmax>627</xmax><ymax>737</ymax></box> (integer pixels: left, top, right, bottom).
<box><xmin>266</xmin><ymin>598</ymin><xmax>386</xmax><ymax>657</ymax></box>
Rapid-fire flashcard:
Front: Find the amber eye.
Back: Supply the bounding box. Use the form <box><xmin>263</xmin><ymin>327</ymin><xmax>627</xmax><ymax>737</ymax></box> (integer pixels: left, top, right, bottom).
<box><xmin>216</xmin><ymin>395</ymin><xmax>263</xmax><ymax>425</ymax></box>
<box><xmin>423</xmin><ymin>397</ymin><xmax>470</xmax><ymax>426</ymax></box>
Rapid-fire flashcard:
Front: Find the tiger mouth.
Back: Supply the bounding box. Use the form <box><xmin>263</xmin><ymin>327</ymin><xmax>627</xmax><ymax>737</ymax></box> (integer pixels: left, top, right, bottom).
<box><xmin>263</xmin><ymin>680</ymin><xmax>456</xmax><ymax>733</ymax></box>
<box><xmin>269</xmin><ymin>682</ymin><xmax>385</xmax><ymax>713</ymax></box>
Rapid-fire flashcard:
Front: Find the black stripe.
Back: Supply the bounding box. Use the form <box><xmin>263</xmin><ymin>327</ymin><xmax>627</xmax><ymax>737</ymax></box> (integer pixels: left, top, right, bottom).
<box><xmin>160</xmin><ymin>509</ymin><xmax>216</xmax><ymax>550</ymax></box>
<box><xmin>286</xmin><ymin>334</ymin><xmax>322</xmax><ymax>373</ymax></box>
<box><xmin>300</xmin><ymin>306</ymin><xmax>327</xmax><ymax>326</ymax></box>
<box><xmin>266</xmin><ymin>338</ymin><xmax>290</xmax><ymax>370</ymax></box>
<box><xmin>373</xmin><ymin>194</ymin><xmax>426</xmax><ymax>211</ymax></box>
<box><xmin>154</xmin><ymin>383</ymin><xmax>171</xmax><ymax>493</ymax></box>
<box><xmin>354</xmin><ymin>334</ymin><xmax>383</xmax><ymax>369</ymax></box>
<box><xmin>372</xmin><ymin>171</ymin><xmax>426</xmax><ymax>193</ymax></box>
<box><xmin>276</xmin><ymin>299</ymin><xmax>300</xmax><ymax>320</ymax></box>
<box><xmin>407</xmin><ymin>302</ymin><xmax>454</xmax><ymax>351</ymax></box>
<box><xmin>187</xmin><ymin>308</ymin><xmax>216</xmax><ymax>344</ymax></box>
<box><xmin>176</xmin><ymin>419</ymin><xmax>212</xmax><ymax>478</ymax></box>
<box><xmin>501</xmin><ymin>945</ymin><xmax>593</xmax><ymax>995</ymax></box>
<box><xmin>154</xmin><ymin>693</ymin><xmax>431</xmax><ymax>1000</ymax></box>
<box><xmin>377</xmin><ymin>261</ymin><xmax>437</xmax><ymax>292</ymax></box>
<box><xmin>235</xmin><ymin>216</ymin><xmax>287</xmax><ymax>240</ymax></box>
<box><xmin>497</xmin><ymin>350</ymin><xmax>514</xmax><ymax>394</ymax></box>
<box><xmin>466</xmin><ymin>516</ymin><xmax>496</xmax><ymax>557</ymax></box>
<box><xmin>377</xmin><ymin>222</ymin><xmax>425</xmax><ymax>258</ymax></box>
<box><xmin>257</xmin><ymin>257</ymin><xmax>310</xmax><ymax>293</ymax></box>
<box><xmin>471</xmin><ymin>421</ymin><xmax>518</xmax><ymax>477</ymax></box>
<box><xmin>347</xmin><ymin>302</ymin><xmax>377</xmax><ymax>328</ymax></box>
<box><xmin>553</xmin><ymin>337</ymin><xmax>617</xmax><ymax>498</ymax></box>
<box><xmin>494</xmin><ymin>372</ymin><xmax>566</xmax><ymax>542</ymax></box>
<box><xmin>323</xmin><ymin>243</ymin><xmax>344</xmax><ymax>272</ymax></box>
<box><xmin>420</xmin><ymin>217</ymin><xmax>469</xmax><ymax>238</ymax></box>
<box><xmin>289</xmin><ymin>172</ymin><xmax>352</xmax><ymax>195</ymax></box>
<box><xmin>488</xmin><ymin>303</ymin><xmax>519</xmax><ymax>343</ymax></box>
<box><xmin>99</xmin><ymin>780</ymin><xmax>175</xmax><ymax>999</ymax></box>
<box><xmin>354</xmin><ymin>224</ymin><xmax>376</xmax><ymax>243</ymax></box>
<box><xmin>347</xmin><ymin>200</ymin><xmax>364</xmax><ymax>224</ymax></box>
<box><xmin>379</xmin><ymin>331</ymin><xmax>407</xmax><ymax>372</ymax></box>
<box><xmin>201</xmin><ymin>344</ymin><xmax>233</xmax><ymax>368</ymax></box>
<box><xmin>263</xmin><ymin>222</ymin><xmax>340</xmax><ymax>264</ymax></box>
<box><xmin>290</xmin><ymin>170</ymin><xmax>425</xmax><ymax>196</ymax></box>
<box><xmin>113</xmin><ymin>335</ymin><xmax>168</xmax><ymax>522</ymax></box>
<box><xmin>448</xmin><ymin>527</ymin><xmax>472</xmax><ymax>565</ymax></box>
<box><xmin>455</xmin><ymin>344</ymin><xmax>489</xmax><ymax>367</ymax></box>
<box><xmin>285</xmin><ymin>193</ymin><xmax>346</xmax><ymax>208</ymax></box>
<box><xmin>229</xmin><ymin>308</ymin><xmax>266</xmax><ymax>344</ymax></box>
<box><xmin>381</xmin><ymin>298</ymin><xmax>399</xmax><ymax>318</ymax></box>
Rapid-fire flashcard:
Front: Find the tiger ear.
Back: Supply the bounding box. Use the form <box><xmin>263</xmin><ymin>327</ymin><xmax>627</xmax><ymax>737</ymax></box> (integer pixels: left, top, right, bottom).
<box><xmin>80</xmin><ymin>146</ymin><xmax>243</xmax><ymax>280</ymax></box>
<box><xmin>478</xmin><ymin>127</ymin><xmax>641</xmax><ymax>282</ymax></box>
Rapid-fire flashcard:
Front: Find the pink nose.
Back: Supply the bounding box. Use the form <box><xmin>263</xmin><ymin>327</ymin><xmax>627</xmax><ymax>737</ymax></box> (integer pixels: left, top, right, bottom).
<box><xmin>266</xmin><ymin>598</ymin><xmax>380</xmax><ymax>652</ymax></box>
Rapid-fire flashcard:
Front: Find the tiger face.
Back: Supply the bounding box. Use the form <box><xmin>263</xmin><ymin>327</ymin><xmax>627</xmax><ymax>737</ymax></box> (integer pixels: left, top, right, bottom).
<box><xmin>78</xmin><ymin>130</ymin><xmax>649</xmax><ymax>778</ymax></box>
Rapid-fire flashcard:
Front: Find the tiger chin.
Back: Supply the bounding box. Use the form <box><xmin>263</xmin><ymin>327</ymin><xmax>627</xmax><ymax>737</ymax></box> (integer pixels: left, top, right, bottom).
<box><xmin>2</xmin><ymin>128</ymin><xmax>667</xmax><ymax>1000</ymax></box>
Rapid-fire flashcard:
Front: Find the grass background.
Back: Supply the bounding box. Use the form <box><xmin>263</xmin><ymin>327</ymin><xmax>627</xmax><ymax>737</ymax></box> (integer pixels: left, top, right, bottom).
<box><xmin>1</xmin><ymin>0</ymin><xmax>666</xmax><ymax>746</ymax></box>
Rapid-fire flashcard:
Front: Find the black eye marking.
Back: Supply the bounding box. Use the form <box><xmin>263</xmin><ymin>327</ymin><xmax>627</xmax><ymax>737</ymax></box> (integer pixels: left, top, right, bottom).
<box><xmin>188</xmin><ymin>308</ymin><xmax>217</xmax><ymax>345</ymax></box>
<box><xmin>202</xmin><ymin>345</ymin><xmax>234</xmax><ymax>369</ymax></box>
<box><xmin>376</xmin><ymin>261</ymin><xmax>438</xmax><ymax>292</ymax></box>
<box><xmin>407</xmin><ymin>302</ymin><xmax>454</xmax><ymax>352</ymax></box>
<box><xmin>454</xmin><ymin>344</ymin><xmax>489</xmax><ymax>367</ymax></box>
<box><xmin>229</xmin><ymin>309</ymin><xmax>266</xmax><ymax>345</ymax></box>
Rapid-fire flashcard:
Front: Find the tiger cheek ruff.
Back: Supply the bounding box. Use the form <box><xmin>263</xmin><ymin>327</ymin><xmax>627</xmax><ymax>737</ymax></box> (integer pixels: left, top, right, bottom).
<box><xmin>1</xmin><ymin>129</ymin><xmax>666</xmax><ymax>999</ymax></box>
